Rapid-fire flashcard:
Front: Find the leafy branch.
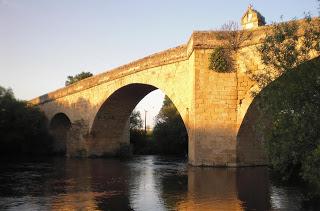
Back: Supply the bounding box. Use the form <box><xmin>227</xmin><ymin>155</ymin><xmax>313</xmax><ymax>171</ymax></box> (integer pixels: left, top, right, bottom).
<box><xmin>250</xmin><ymin>17</ymin><xmax>320</xmax><ymax>93</ymax></box>
<box><xmin>209</xmin><ymin>21</ymin><xmax>252</xmax><ymax>72</ymax></box>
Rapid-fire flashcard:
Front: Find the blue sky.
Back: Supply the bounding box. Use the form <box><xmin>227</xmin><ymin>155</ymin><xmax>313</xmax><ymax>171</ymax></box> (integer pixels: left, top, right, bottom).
<box><xmin>0</xmin><ymin>0</ymin><xmax>318</xmax><ymax>126</ymax></box>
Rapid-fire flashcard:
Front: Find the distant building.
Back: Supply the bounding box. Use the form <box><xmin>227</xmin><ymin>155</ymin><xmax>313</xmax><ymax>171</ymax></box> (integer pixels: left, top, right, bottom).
<box><xmin>241</xmin><ymin>5</ymin><xmax>266</xmax><ymax>30</ymax></box>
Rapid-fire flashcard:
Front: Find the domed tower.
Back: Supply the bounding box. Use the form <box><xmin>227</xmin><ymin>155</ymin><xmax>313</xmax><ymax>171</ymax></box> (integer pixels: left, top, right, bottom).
<box><xmin>241</xmin><ymin>5</ymin><xmax>266</xmax><ymax>30</ymax></box>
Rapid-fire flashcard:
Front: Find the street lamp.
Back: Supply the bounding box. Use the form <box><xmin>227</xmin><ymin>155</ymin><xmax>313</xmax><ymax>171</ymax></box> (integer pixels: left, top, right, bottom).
<box><xmin>144</xmin><ymin>109</ymin><xmax>147</xmax><ymax>133</ymax></box>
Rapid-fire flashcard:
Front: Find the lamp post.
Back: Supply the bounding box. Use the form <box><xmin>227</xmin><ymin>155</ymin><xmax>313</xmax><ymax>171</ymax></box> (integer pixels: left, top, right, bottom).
<box><xmin>144</xmin><ymin>109</ymin><xmax>147</xmax><ymax>133</ymax></box>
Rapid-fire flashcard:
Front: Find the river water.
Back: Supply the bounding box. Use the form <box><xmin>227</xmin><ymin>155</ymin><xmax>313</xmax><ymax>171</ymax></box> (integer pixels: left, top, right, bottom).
<box><xmin>0</xmin><ymin>156</ymin><xmax>317</xmax><ymax>211</ymax></box>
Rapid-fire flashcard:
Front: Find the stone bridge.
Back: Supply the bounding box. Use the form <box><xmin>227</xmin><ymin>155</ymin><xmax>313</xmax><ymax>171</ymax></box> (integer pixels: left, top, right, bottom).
<box><xmin>30</xmin><ymin>26</ymin><xmax>268</xmax><ymax>167</ymax></box>
<box><xmin>30</xmin><ymin>9</ymin><xmax>316</xmax><ymax>166</ymax></box>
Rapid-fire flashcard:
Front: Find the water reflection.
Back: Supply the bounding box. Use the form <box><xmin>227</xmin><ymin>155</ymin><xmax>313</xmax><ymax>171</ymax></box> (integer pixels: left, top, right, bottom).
<box><xmin>0</xmin><ymin>156</ymin><xmax>316</xmax><ymax>210</ymax></box>
<box><xmin>128</xmin><ymin>156</ymin><xmax>166</xmax><ymax>211</ymax></box>
<box><xmin>179</xmin><ymin>167</ymin><xmax>243</xmax><ymax>210</ymax></box>
<box><xmin>237</xmin><ymin>167</ymin><xmax>271</xmax><ymax>210</ymax></box>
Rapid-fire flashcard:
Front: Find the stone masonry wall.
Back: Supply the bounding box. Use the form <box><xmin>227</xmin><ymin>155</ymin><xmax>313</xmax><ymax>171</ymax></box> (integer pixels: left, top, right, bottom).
<box><xmin>191</xmin><ymin>49</ymin><xmax>238</xmax><ymax>166</ymax></box>
<box><xmin>30</xmin><ymin>20</ymin><xmax>316</xmax><ymax>166</ymax></box>
<box><xmin>35</xmin><ymin>54</ymin><xmax>194</xmax><ymax>158</ymax></box>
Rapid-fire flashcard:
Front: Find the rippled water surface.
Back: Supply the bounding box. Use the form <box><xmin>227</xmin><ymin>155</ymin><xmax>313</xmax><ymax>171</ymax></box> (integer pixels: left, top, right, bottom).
<box><xmin>0</xmin><ymin>156</ymin><xmax>317</xmax><ymax>210</ymax></box>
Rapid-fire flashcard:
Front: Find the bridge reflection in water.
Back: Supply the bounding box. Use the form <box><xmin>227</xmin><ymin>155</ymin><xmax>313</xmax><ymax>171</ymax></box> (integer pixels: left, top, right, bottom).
<box><xmin>0</xmin><ymin>156</ymin><xmax>304</xmax><ymax>211</ymax></box>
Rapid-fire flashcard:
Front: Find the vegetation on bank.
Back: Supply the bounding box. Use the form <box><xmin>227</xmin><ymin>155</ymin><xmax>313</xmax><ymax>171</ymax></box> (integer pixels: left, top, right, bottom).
<box><xmin>153</xmin><ymin>96</ymin><xmax>188</xmax><ymax>155</ymax></box>
<box><xmin>255</xmin><ymin>58</ymin><xmax>320</xmax><ymax>198</ymax></box>
<box><xmin>252</xmin><ymin>15</ymin><xmax>320</xmax><ymax>201</ymax></box>
<box><xmin>130</xmin><ymin>96</ymin><xmax>188</xmax><ymax>156</ymax></box>
<box><xmin>0</xmin><ymin>86</ymin><xmax>53</xmax><ymax>156</ymax></box>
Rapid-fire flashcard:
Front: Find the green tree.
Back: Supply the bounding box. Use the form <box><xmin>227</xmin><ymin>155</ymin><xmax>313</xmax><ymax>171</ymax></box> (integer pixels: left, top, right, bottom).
<box><xmin>209</xmin><ymin>46</ymin><xmax>232</xmax><ymax>72</ymax></box>
<box><xmin>252</xmin><ymin>16</ymin><xmax>320</xmax><ymax>91</ymax></box>
<box><xmin>65</xmin><ymin>71</ymin><xmax>93</xmax><ymax>86</ymax></box>
<box><xmin>209</xmin><ymin>21</ymin><xmax>252</xmax><ymax>72</ymax></box>
<box><xmin>129</xmin><ymin>110</ymin><xmax>148</xmax><ymax>154</ymax></box>
<box><xmin>255</xmin><ymin>58</ymin><xmax>320</xmax><ymax>198</ymax></box>
<box><xmin>130</xmin><ymin>110</ymin><xmax>143</xmax><ymax>130</ymax></box>
<box><xmin>153</xmin><ymin>96</ymin><xmax>188</xmax><ymax>155</ymax></box>
<box><xmin>0</xmin><ymin>86</ymin><xmax>53</xmax><ymax>156</ymax></box>
<box><xmin>251</xmin><ymin>14</ymin><xmax>320</xmax><ymax>200</ymax></box>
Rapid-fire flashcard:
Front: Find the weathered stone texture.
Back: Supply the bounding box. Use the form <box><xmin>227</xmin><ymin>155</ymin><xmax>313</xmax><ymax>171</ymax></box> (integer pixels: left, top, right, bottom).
<box><xmin>30</xmin><ymin>20</ymin><xmax>318</xmax><ymax>166</ymax></box>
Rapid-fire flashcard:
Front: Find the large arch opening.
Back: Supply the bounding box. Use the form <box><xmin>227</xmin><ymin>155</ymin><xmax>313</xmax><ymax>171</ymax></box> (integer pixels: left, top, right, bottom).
<box><xmin>237</xmin><ymin>57</ymin><xmax>320</xmax><ymax>165</ymax></box>
<box><xmin>236</xmin><ymin>99</ymin><xmax>268</xmax><ymax>165</ymax></box>
<box><xmin>49</xmin><ymin>113</ymin><xmax>71</xmax><ymax>155</ymax></box>
<box><xmin>89</xmin><ymin>83</ymin><xmax>188</xmax><ymax>158</ymax></box>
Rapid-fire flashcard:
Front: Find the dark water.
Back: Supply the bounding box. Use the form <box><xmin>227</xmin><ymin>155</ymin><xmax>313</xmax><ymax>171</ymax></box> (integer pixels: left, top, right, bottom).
<box><xmin>0</xmin><ymin>156</ymin><xmax>316</xmax><ymax>211</ymax></box>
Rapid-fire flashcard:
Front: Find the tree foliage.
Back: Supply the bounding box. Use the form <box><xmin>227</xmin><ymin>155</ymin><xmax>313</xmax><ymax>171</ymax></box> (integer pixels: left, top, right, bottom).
<box><xmin>255</xmin><ymin>58</ymin><xmax>320</xmax><ymax>198</ymax></box>
<box><xmin>130</xmin><ymin>110</ymin><xmax>143</xmax><ymax>130</ymax></box>
<box><xmin>209</xmin><ymin>21</ymin><xmax>251</xmax><ymax>72</ymax></box>
<box><xmin>153</xmin><ymin>96</ymin><xmax>188</xmax><ymax>155</ymax></box>
<box><xmin>0</xmin><ymin>86</ymin><xmax>53</xmax><ymax>156</ymax></box>
<box><xmin>209</xmin><ymin>46</ymin><xmax>232</xmax><ymax>72</ymax></box>
<box><xmin>129</xmin><ymin>110</ymin><xmax>148</xmax><ymax>154</ymax></box>
<box><xmin>252</xmin><ymin>17</ymin><xmax>320</xmax><ymax>91</ymax></box>
<box><xmin>65</xmin><ymin>71</ymin><xmax>93</xmax><ymax>86</ymax></box>
<box><xmin>218</xmin><ymin>21</ymin><xmax>251</xmax><ymax>51</ymax></box>
<box><xmin>252</xmin><ymin>14</ymin><xmax>320</xmax><ymax>200</ymax></box>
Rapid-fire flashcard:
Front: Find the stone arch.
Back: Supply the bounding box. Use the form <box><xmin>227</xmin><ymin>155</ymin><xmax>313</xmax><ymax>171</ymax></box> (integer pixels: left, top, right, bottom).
<box><xmin>236</xmin><ymin>96</ymin><xmax>267</xmax><ymax>165</ymax></box>
<box><xmin>88</xmin><ymin>83</ymin><xmax>189</xmax><ymax>157</ymax></box>
<box><xmin>49</xmin><ymin>112</ymin><xmax>72</xmax><ymax>155</ymax></box>
<box><xmin>236</xmin><ymin>75</ymin><xmax>280</xmax><ymax>165</ymax></box>
<box><xmin>236</xmin><ymin>58</ymin><xmax>320</xmax><ymax>165</ymax></box>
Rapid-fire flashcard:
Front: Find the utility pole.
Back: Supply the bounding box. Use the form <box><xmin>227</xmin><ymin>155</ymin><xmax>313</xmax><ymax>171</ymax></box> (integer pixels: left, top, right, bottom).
<box><xmin>144</xmin><ymin>109</ymin><xmax>147</xmax><ymax>133</ymax></box>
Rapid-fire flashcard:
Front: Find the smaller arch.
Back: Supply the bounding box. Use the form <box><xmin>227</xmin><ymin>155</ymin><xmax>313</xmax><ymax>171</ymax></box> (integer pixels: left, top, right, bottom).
<box><xmin>49</xmin><ymin>113</ymin><xmax>71</xmax><ymax>155</ymax></box>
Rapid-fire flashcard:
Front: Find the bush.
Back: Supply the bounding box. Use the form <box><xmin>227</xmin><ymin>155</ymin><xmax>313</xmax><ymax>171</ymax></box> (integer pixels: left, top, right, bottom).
<box><xmin>129</xmin><ymin>110</ymin><xmax>150</xmax><ymax>154</ymax></box>
<box><xmin>153</xmin><ymin>96</ymin><xmax>188</xmax><ymax>155</ymax></box>
<box><xmin>252</xmin><ymin>17</ymin><xmax>320</xmax><ymax>91</ymax></box>
<box><xmin>302</xmin><ymin>145</ymin><xmax>320</xmax><ymax>198</ymax></box>
<box><xmin>0</xmin><ymin>86</ymin><xmax>53</xmax><ymax>156</ymax></box>
<box><xmin>65</xmin><ymin>71</ymin><xmax>93</xmax><ymax>86</ymax></box>
<box><xmin>251</xmin><ymin>16</ymin><xmax>320</xmax><ymax>196</ymax></box>
<box><xmin>208</xmin><ymin>46</ymin><xmax>233</xmax><ymax>72</ymax></box>
<box><xmin>255</xmin><ymin>58</ymin><xmax>320</xmax><ymax>198</ymax></box>
<box><xmin>209</xmin><ymin>21</ymin><xmax>250</xmax><ymax>73</ymax></box>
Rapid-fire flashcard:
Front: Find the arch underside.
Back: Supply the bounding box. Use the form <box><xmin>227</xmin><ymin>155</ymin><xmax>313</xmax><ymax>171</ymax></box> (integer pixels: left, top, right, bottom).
<box><xmin>236</xmin><ymin>58</ymin><xmax>320</xmax><ymax>165</ymax></box>
<box><xmin>237</xmin><ymin>101</ymin><xmax>268</xmax><ymax>165</ymax></box>
<box><xmin>89</xmin><ymin>84</ymin><xmax>158</xmax><ymax>156</ymax></box>
<box><xmin>50</xmin><ymin>113</ymin><xmax>71</xmax><ymax>155</ymax></box>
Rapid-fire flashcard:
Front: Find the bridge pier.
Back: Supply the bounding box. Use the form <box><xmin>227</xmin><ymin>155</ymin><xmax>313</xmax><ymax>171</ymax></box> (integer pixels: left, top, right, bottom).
<box><xmin>187</xmin><ymin>49</ymin><xmax>239</xmax><ymax>166</ymax></box>
<box><xmin>65</xmin><ymin>118</ymin><xmax>131</xmax><ymax>158</ymax></box>
<box><xmin>187</xmin><ymin>49</ymin><xmax>267</xmax><ymax>167</ymax></box>
<box><xmin>66</xmin><ymin>119</ymin><xmax>90</xmax><ymax>157</ymax></box>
